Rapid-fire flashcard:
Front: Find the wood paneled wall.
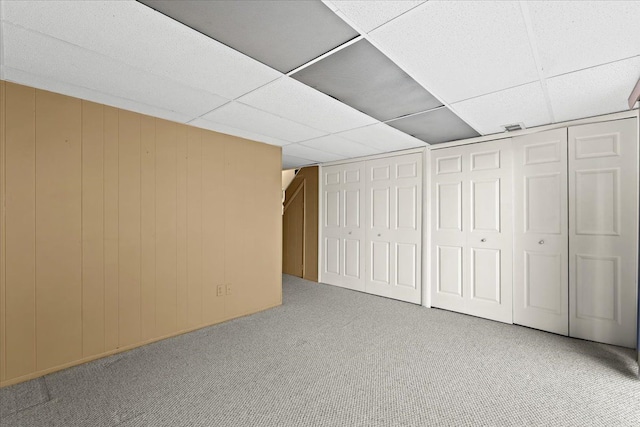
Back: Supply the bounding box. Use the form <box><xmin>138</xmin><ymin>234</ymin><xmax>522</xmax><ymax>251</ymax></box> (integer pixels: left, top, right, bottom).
<box><xmin>0</xmin><ymin>81</ymin><xmax>282</xmax><ymax>387</ymax></box>
<box><xmin>283</xmin><ymin>167</ymin><xmax>318</xmax><ymax>282</ymax></box>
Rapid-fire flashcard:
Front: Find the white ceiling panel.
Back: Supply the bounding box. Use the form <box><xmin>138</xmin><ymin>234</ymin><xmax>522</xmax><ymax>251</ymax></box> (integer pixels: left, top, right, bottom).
<box><xmin>527</xmin><ymin>1</ymin><xmax>640</xmax><ymax>78</ymax></box>
<box><xmin>188</xmin><ymin>118</ymin><xmax>290</xmax><ymax>147</ymax></box>
<box><xmin>370</xmin><ymin>1</ymin><xmax>539</xmax><ymax>103</ymax></box>
<box><xmin>330</xmin><ymin>0</ymin><xmax>426</xmax><ymax>33</ymax></box>
<box><xmin>2</xmin><ymin>23</ymin><xmax>229</xmax><ymax>119</ymax></box>
<box><xmin>336</xmin><ymin>123</ymin><xmax>424</xmax><ymax>152</ymax></box>
<box><xmin>451</xmin><ymin>82</ymin><xmax>552</xmax><ymax>135</ymax></box>
<box><xmin>282</xmin><ymin>155</ymin><xmax>315</xmax><ymax>170</ymax></box>
<box><xmin>546</xmin><ymin>56</ymin><xmax>640</xmax><ymax>123</ymax></box>
<box><xmin>2</xmin><ymin>0</ymin><xmax>637</xmax><ymax>157</ymax></box>
<box><xmin>301</xmin><ymin>134</ymin><xmax>382</xmax><ymax>158</ymax></box>
<box><xmin>282</xmin><ymin>144</ymin><xmax>344</xmax><ymax>163</ymax></box>
<box><xmin>140</xmin><ymin>0</ymin><xmax>357</xmax><ymax>74</ymax></box>
<box><xmin>1</xmin><ymin>66</ymin><xmax>194</xmax><ymax>124</ymax></box>
<box><xmin>237</xmin><ymin>77</ymin><xmax>377</xmax><ymax>134</ymax></box>
<box><xmin>201</xmin><ymin>102</ymin><xmax>328</xmax><ymax>144</ymax></box>
<box><xmin>1</xmin><ymin>0</ymin><xmax>281</xmax><ymax>99</ymax></box>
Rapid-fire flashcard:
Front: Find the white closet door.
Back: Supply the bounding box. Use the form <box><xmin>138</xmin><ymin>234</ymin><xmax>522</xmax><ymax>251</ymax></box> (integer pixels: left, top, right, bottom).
<box><xmin>569</xmin><ymin>118</ymin><xmax>638</xmax><ymax>348</ymax></box>
<box><xmin>365</xmin><ymin>153</ymin><xmax>422</xmax><ymax>304</ymax></box>
<box><xmin>431</xmin><ymin>140</ymin><xmax>513</xmax><ymax>323</ymax></box>
<box><xmin>466</xmin><ymin>140</ymin><xmax>513</xmax><ymax>323</ymax></box>
<box><xmin>321</xmin><ymin>163</ymin><xmax>365</xmax><ymax>292</ymax></box>
<box><xmin>513</xmin><ymin>129</ymin><xmax>568</xmax><ymax>335</ymax></box>
<box><xmin>431</xmin><ymin>145</ymin><xmax>467</xmax><ymax>314</ymax></box>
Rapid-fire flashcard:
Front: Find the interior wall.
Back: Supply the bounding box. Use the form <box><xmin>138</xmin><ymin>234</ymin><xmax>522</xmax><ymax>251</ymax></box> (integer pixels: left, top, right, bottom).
<box><xmin>283</xmin><ymin>166</ymin><xmax>318</xmax><ymax>282</ymax></box>
<box><xmin>0</xmin><ymin>80</ymin><xmax>283</xmax><ymax>387</ymax></box>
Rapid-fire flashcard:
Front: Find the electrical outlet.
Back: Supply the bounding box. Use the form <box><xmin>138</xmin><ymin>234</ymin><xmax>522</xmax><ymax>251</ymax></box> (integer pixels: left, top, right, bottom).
<box><xmin>226</xmin><ymin>284</ymin><xmax>232</xmax><ymax>295</ymax></box>
<box><xmin>217</xmin><ymin>285</ymin><xmax>224</xmax><ymax>297</ymax></box>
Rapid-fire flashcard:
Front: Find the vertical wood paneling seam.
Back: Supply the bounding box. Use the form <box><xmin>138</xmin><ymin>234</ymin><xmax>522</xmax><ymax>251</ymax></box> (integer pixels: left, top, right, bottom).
<box><xmin>222</xmin><ymin>141</ymin><xmax>226</xmax><ymax>317</ymax></box>
<box><xmin>80</xmin><ymin>101</ymin><xmax>84</xmax><ymax>356</ymax></box>
<box><xmin>139</xmin><ymin>114</ymin><xmax>143</xmax><ymax>343</ymax></box>
<box><xmin>175</xmin><ymin>129</ymin><xmax>178</xmax><ymax>331</ymax></box>
<box><xmin>198</xmin><ymin>136</ymin><xmax>203</xmax><ymax>327</ymax></box>
<box><xmin>33</xmin><ymin>88</ymin><xmax>37</xmax><ymax>369</ymax></box>
<box><xmin>103</xmin><ymin>107</ymin><xmax>107</xmax><ymax>351</ymax></box>
<box><xmin>199</xmin><ymin>133</ymin><xmax>204</xmax><ymax>326</ymax></box>
<box><xmin>186</xmin><ymin>132</ymin><xmax>189</xmax><ymax>328</ymax></box>
<box><xmin>153</xmin><ymin>119</ymin><xmax>157</xmax><ymax>335</ymax></box>
<box><xmin>182</xmin><ymin>129</ymin><xmax>187</xmax><ymax>331</ymax></box>
<box><xmin>0</xmin><ymin>82</ymin><xmax>6</xmax><ymax>380</ymax></box>
<box><xmin>137</xmin><ymin>114</ymin><xmax>142</xmax><ymax>342</ymax></box>
<box><xmin>101</xmin><ymin>108</ymin><xmax>105</xmax><ymax>350</ymax></box>
<box><xmin>116</xmin><ymin>112</ymin><xmax>120</xmax><ymax>347</ymax></box>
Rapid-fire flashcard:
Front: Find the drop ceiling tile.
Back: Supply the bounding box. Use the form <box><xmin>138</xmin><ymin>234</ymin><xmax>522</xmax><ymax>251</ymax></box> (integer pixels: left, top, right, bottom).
<box><xmin>2</xmin><ymin>66</ymin><xmax>194</xmax><ymax>124</ymax></box>
<box><xmin>188</xmin><ymin>118</ymin><xmax>290</xmax><ymax>147</ymax></box>
<box><xmin>387</xmin><ymin>108</ymin><xmax>480</xmax><ymax>144</ymax></box>
<box><xmin>451</xmin><ymin>82</ymin><xmax>552</xmax><ymax>136</ymax></box>
<box><xmin>2</xmin><ymin>0</ymin><xmax>281</xmax><ymax>99</ymax></box>
<box><xmin>546</xmin><ymin>56</ymin><xmax>640</xmax><ymax>123</ymax></box>
<box><xmin>331</xmin><ymin>0</ymin><xmax>426</xmax><ymax>33</ymax></box>
<box><xmin>283</xmin><ymin>144</ymin><xmax>344</xmax><ymax>163</ymax></box>
<box><xmin>139</xmin><ymin>0</ymin><xmax>358</xmax><ymax>74</ymax></box>
<box><xmin>301</xmin><ymin>134</ymin><xmax>382</xmax><ymax>158</ymax></box>
<box><xmin>237</xmin><ymin>77</ymin><xmax>377</xmax><ymax>133</ymax></box>
<box><xmin>2</xmin><ymin>23</ymin><xmax>229</xmax><ymax>118</ymax></box>
<box><xmin>527</xmin><ymin>1</ymin><xmax>640</xmax><ymax>78</ymax></box>
<box><xmin>292</xmin><ymin>39</ymin><xmax>442</xmax><ymax>121</ymax></box>
<box><xmin>370</xmin><ymin>1</ymin><xmax>538</xmax><ymax>103</ymax></box>
<box><xmin>200</xmin><ymin>102</ymin><xmax>327</xmax><ymax>144</ymax></box>
<box><xmin>337</xmin><ymin>123</ymin><xmax>425</xmax><ymax>152</ymax></box>
<box><xmin>282</xmin><ymin>155</ymin><xmax>315</xmax><ymax>170</ymax></box>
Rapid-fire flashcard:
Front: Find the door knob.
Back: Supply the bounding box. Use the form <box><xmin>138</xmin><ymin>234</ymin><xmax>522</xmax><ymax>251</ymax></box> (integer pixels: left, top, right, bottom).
<box><xmin>377</xmin><ymin>233</ymin><xmax>381</xmax><ymax>237</ymax></box>
<box><xmin>348</xmin><ymin>231</ymin><xmax>352</xmax><ymax>235</ymax></box>
<box><xmin>480</xmin><ymin>238</ymin><xmax>486</xmax><ymax>242</ymax></box>
<box><xmin>538</xmin><ymin>240</ymin><xmax>544</xmax><ymax>245</ymax></box>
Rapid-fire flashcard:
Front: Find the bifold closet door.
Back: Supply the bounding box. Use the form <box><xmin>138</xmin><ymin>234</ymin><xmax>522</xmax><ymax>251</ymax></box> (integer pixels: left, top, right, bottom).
<box><xmin>365</xmin><ymin>153</ymin><xmax>422</xmax><ymax>304</ymax></box>
<box><xmin>569</xmin><ymin>118</ymin><xmax>638</xmax><ymax>348</ymax></box>
<box><xmin>431</xmin><ymin>139</ymin><xmax>513</xmax><ymax>323</ymax></box>
<box><xmin>431</xmin><ymin>144</ymin><xmax>467</xmax><ymax>314</ymax></box>
<box><xmin>513</xmin><ymin>129</ymin><xmax>569</xmax><ymax>335</ymax></box>
<box><xmin>321</xmin><ymin>163</ymin><xmax>365</xmax><ymax>292</ymax></box>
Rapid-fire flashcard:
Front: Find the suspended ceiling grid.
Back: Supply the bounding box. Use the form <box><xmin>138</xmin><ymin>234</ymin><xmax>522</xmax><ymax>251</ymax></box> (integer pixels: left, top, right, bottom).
<box><xmin>1</xmin><ymin>0</ymin><xmax>639</xmax><ymax>169</ymax></box>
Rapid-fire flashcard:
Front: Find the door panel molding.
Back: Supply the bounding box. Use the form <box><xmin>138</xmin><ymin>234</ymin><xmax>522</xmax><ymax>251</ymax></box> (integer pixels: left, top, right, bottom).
<box><xmin>431</xmin><ymin>139</ymin><xmax>513</xmax><ymax>323</ymax></box>
<box><xmin>320</xmin><ymin>152</ymin><xmax>422</xmax><ymax>302</ymax></box>
<box><xmin>569</xmin><ymin>118</ymin><xmax>637</xmax><ymax>348</ymax></box>
<box><xmin>513</xmin><ymin>128</ymin><xmax>569</xmax><ymax>336</ymax></box>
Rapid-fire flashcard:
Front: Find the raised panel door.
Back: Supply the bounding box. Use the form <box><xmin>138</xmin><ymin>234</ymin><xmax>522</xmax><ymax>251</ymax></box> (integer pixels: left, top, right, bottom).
<box><xmin>513</xmin><ymin>128</ymin><xmax>568</xmax><ymax>335</ymax></box>
<box><xmin>431</xmin><ymin>145</ymin><xmax>467</xmax><ymax>314</ymax></box>
<box><xmin>431</xmin><ymin>139</ymin><xmax>512</xmax><ymax>323</ymax></box>
<box><xmin>365</xmin><ymin>153</ymin><xmax>422</xmax><ymax>304</ymax></box>
<box><xmin>321</xmin><ymin>163</ymin><xmax>365</xmax><ymax>291</ymax></box>
<box><xmin>466</xmin><ymin>139</ymin><xmax>513</xmax><ymax>323</ymax></box>
<box><xmin>569</xmin><ymin>118</ymin><xmax>638</xmax><ymax>348</ymax></box>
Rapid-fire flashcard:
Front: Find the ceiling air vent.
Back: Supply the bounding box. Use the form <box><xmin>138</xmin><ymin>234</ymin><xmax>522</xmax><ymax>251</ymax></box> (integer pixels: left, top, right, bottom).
<box><xmin>502</xmin><ymin>122</ymin><xmax>526</xmax><ymax>132</ymax></box>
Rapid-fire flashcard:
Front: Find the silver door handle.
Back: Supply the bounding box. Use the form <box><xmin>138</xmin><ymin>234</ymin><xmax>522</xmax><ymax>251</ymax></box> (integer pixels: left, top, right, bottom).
<box><xmin>377</xmin><ymin>234</ymin><xmax>381</xmax><ymax>237</ymax></box>
<box><xmin>539</xmin><ymin>240</ymin><xmax>544</xmax><ymax>245</ymax></box>
<box><xmin>348</xmin><ymin>231</ymin><xmax>352</xmax><ymax>235</ymax></box>
<box><xmin>480</xmin><ymin>238</ymin><xmax>486</xmax><ymax>242</ymax></box>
